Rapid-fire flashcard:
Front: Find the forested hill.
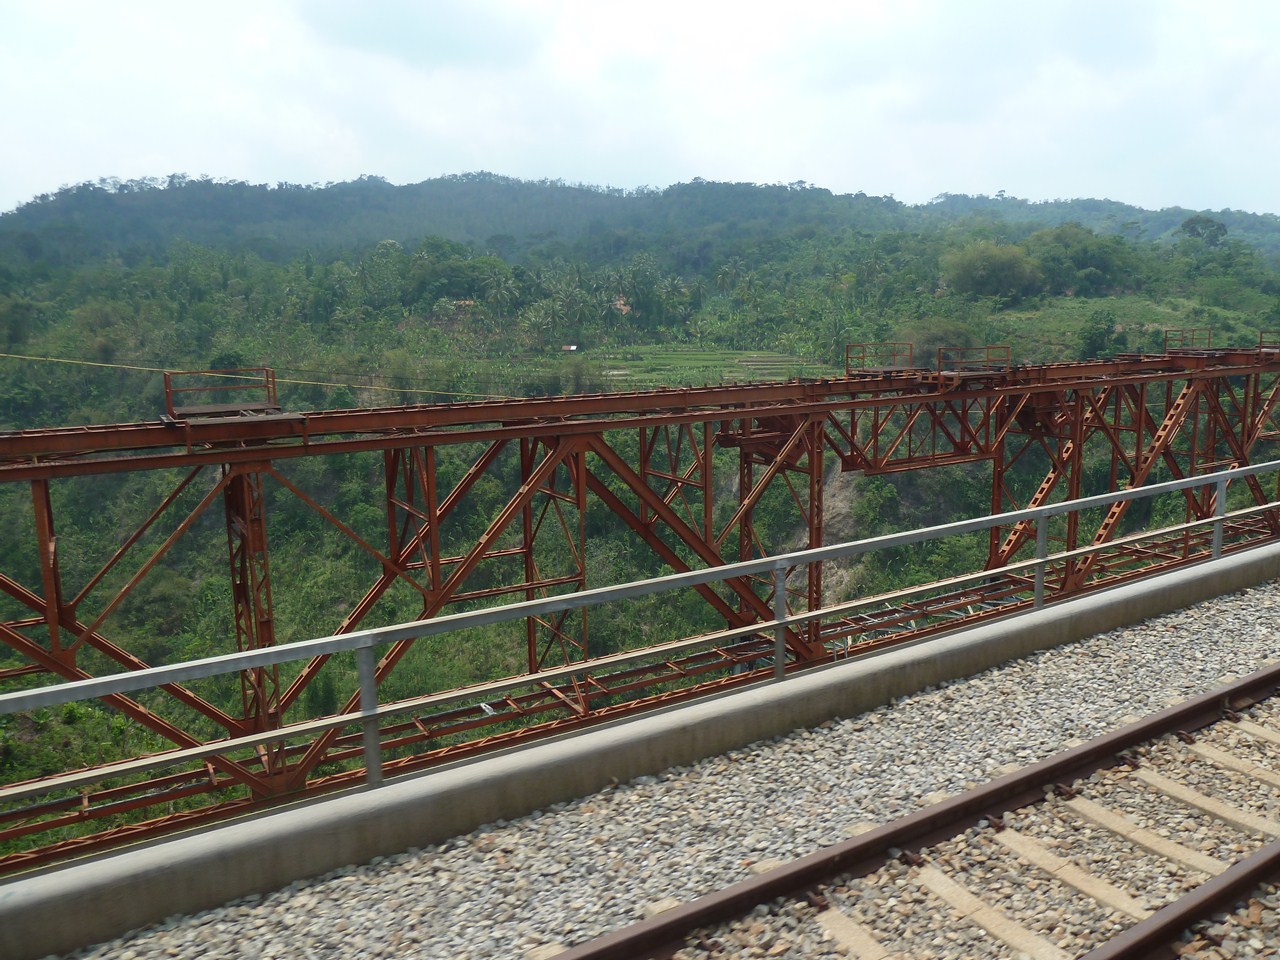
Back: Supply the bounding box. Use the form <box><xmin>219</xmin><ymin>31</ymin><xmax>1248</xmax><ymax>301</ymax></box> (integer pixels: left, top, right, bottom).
<box><xmin>4</xmin><ymin>167</ymin><xmax>1280</xmax><ymax>432</ymax></box>
<box><xmin>5</xmin><ymin>173</ymin><xmax>1280</xmax><ymax>269</ymax></box>
<box><xmin>3</xmin><ymin>167</ymin><xmax>1280</xmax><ymax>685</ymax></box>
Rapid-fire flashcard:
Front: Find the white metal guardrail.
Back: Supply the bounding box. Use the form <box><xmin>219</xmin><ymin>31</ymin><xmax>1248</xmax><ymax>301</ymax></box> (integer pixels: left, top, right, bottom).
<box><xmin>2</xmin><ymin>458</ymin><xmax>1279</xmax><ymax>798</ymax></box>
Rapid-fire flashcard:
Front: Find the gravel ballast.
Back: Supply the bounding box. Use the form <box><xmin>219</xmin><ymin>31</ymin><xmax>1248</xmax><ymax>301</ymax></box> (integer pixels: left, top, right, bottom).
<box><xmin>53</xmin><ymin>581</ymin><xmax>1280</xmax><ymax>959</ymax></box>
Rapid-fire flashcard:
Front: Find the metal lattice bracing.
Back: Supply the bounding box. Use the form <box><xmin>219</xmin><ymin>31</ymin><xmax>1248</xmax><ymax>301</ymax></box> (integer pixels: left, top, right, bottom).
<box><xmin>3</xmin><ymin>344</ymin><xmax>1280</xmax><ymax>867</ymax></box>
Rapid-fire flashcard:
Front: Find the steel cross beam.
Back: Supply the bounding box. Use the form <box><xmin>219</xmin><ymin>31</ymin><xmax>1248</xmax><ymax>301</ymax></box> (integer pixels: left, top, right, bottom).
<box><xmin>4</xmin><ymin>348</ymin><xmax>1280</xmax><ymax>865</ymax></box>
<box><xmin>222</xmin><ymin>465</ymin><xmax>285</xmax><ymax>785</ymax></box>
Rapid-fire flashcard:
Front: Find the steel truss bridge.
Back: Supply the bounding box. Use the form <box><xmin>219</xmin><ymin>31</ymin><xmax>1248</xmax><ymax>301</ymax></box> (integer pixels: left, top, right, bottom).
<box><xmin>3</xmin><ymin>339</ymin><xmax>1280</xmax><ymax>870</ymax></box>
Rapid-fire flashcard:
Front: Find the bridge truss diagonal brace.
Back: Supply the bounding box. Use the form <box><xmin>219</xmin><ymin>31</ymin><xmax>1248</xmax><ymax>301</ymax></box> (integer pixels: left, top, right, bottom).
<box><xmin>277</xmin><ymin>440</ymin><xmax>509</xmax><ymax>717</ymax></box>
<box><xmin>0</xmin><ymin>619</ymin><xmax>272</xmax><ymax>794</ymax></box>
<box><xmin>29</xmin><ymin>480</ymin><xmax>65</xmax><ymax>658</ymax></box>
<box><xmin>584</xmin><ymin>433</ymin><xmax>823</xmax><ymax>662</ymax></box>
<box><xmin>1201</xmin><ymin>384</ymin><xmax>1280</xmax><ymax>537</ymax></box>
<box><xmin>514</xmin><ymin>436</ymin><xmax>590</xmax><ymax>675</ymax></box>
<box><xmin>715</xmin><ymin>418</ymin><xmax>812</xmax><ymax>551</ymax></box>
<box><xmin>1064</xmin><ymin>379</ymin><xmax>1205</xmax><ymax>589</ymax></box>
<box><xmin>282</xmin><ymin>436</ymin><xmax>583</xmax><ymax>790</ymax></box>
<box><xmin>993</xmin><ymin>387</ymin><xmax>1113</xmax><ymax>566</ymax></box>
<box><xmin>0</xmin><ymin>469</ymin><xmax>248</xmax><ymax>739</ymax></box>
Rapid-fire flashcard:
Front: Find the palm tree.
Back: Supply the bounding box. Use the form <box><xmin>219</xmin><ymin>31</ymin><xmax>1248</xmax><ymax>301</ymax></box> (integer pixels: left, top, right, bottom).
<box><xmin>519</xmin><ymin>303</ymin><xmax>553</xmax><ymax>349</ymax></box>
<box><xmin>483</xmin><ymin>270</ymin><xmax>518</xmax><ymax>315</ymax></box>
<box><xmin>688</xmin><ymin>276</ymin><xmax>708</xmax><ymax>310</ymax></box>
<box><xmin>656</xmin><ymin>275</ymin><xmax>688</xmax><ymax>326</ymax></box>
<box><xmin>858</xmin><ymin>240</ymin><xmax>886</xmax><ymax>308</ymax></box>
<box><xmin>715</xmin><ymin>256</ymin><xmax>746</xmax><ymax>296</ymax></box>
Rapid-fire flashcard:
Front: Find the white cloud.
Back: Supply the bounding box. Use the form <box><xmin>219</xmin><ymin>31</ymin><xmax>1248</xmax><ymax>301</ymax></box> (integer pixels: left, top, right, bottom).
<box><xmin>2</xmin><ymin>0</ymin><xmax>1280</xmax><ymax>214</ymax></box>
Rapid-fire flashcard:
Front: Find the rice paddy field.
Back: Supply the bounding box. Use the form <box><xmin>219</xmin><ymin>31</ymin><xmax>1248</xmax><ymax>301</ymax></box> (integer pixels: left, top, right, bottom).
<box><xmin>593</xmin><ymin>345</ymin><xmax>844</xmax><ymax>389</ymax></box>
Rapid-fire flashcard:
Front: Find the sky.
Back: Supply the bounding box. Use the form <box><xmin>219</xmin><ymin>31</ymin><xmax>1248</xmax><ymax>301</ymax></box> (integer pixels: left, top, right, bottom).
<box><xmin>2</xmin><ymin>0</ymin><xmax>1279</xmax><ymax>216</ymax></box>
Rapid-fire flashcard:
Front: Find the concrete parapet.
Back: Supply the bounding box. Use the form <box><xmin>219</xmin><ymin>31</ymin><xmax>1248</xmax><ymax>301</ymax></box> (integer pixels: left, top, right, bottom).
<box><xmin>4</xmin><ymin>544</ymin><xmax>1279</xmax><ymax>959</ymax></box>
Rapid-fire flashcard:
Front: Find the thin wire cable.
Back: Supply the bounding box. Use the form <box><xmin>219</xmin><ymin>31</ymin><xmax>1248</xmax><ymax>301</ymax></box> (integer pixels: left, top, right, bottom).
<box><xmin>0</xmin><ymin>352</ymin><xmax>519</xmax><ymax>401</ymax></box>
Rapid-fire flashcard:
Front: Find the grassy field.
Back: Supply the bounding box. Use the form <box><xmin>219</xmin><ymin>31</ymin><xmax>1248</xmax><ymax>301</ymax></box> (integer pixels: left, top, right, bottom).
<box><xmin>488</xmin><ymin>294</ymin><xmax>1275</xmax><ymax>400</ymax></box>
<box><xmin>592</xmin><ymin>345</ymin><xmax>845</xmax><ymax>389</ymax></box>
<box><xmin>990</xmin><ymin>294</ymin><xmax>1269</xmax><ymax>363</ymax></box>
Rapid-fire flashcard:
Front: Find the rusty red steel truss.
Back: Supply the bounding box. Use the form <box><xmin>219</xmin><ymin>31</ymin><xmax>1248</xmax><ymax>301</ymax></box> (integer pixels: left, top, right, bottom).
<box><xmin>3</xmin><ymin>344</ymin><xmax>1280</xmax><ymax>869</ymax></box>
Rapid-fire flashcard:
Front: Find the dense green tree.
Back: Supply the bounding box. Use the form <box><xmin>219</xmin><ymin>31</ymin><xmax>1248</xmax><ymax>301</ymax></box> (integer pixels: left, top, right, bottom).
<box><xmin>1024</xmin><ymin>223</ymin><xmax>1133</xmax><ymax>296</ymax></box>
<box><xmin>941</xmin><ymin>242</ymin><xmax>1043</xmax><ymax>302</ymax></box>
<box><xmin>1178</xmin><ymin>214</ymin><xmax>1228</xmax><ymax>246</ymax></box>
<box><xmin>1079</xmin><ymin>308</ymin><xmax>1127</xmax><ymax>359</ymax></box>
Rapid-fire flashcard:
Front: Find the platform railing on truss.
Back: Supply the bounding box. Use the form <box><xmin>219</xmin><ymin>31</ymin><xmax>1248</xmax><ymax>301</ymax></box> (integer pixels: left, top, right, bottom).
<box><xmin>1165</xmin><ymin>328</ymin><xmax>1214</xmax><ymax>353</ymax></box>
<box><xmin>163</xmin><ymin>367</ymin><xmax>279</xmax><ymax>419</ymax></box>
<box><xmin>935</xmin><ymin>344</ymin><xmax>1012</xmax><ymax>373</ymax></box>
<box><xmin>845</xmin><ymin>342</ymin><xmax>915</xmax><ymax>375</ymax></box>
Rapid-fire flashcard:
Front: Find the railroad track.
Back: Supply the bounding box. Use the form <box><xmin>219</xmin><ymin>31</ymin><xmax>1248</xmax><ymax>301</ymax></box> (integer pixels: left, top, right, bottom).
<box><xmin>557</xmin><ymin>661</ymin><xmax>1280</xmax><ymax>960</ymax></box>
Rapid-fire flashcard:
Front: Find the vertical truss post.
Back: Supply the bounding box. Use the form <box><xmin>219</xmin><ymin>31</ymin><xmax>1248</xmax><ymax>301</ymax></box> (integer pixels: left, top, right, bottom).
<box><xmin>423</xmin><ymin>446</ymin><xmax>442</xmax><ymax>594</ymax></box>
<box><xmin>1065</xmin><ymin>392</ymin><xmax>1085</xmax><ymax>553</ymax></box>
<box><xmin>738</xmin><ymin>442</ymin><xmax>755</xmax><ymax>623</ymax></box>
<box><xmin>739</xmin><ymin>444</ymin><xmax>754</xmax><ymax>564</ymax></box>
<box><xmin>523</xmin><ymin>437</ymin><xmax>538</xmax><ymax>672</ymax></box>
<box><xmin>1107</xmin><ymin>387</ymin><xmax>1124</xmax><ymax>510</ymax></box>
<box><xmin>30</xmin><ymin>480</ymin><xmax>66</xmax><ymax>662</ymax></box>
<box><xmin>988</xmin><ymin>434</ymin><xmax>1007</xmax><ymax>568</ymax></box>
<box><xmin>223</xmin><ymin>464</ymin><xmax>285</xmax><ymax>787</ymax></box>
<box><xmin>522</xmin><ymin>440</ymin><xmax>589</xmax><ymax>673</ymax></box>
<box><xmin>807</xmin><ymin>418</ymin><xmax>824</xmax><ymax>646</ymax></box>
<box><xmin>573</xmin><ymin>446</ymin><xmax>588</xmax><ymax>663</ymax></box>
<box><xmin>638</xmin><ymin>426</ymin><xmax>651</xmax><ymax>529</ymax></box>
<box><xmin>703</xmin><ymin>421</ymin><xmax>714</xmax><ymax>541</ymax></box>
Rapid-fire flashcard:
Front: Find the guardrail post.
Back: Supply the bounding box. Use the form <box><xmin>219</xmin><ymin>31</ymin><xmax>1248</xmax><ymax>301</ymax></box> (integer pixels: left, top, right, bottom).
<box><xmin>356</xmin><ymin>645</ymin><xmax>384</xmax><ymax>787</ymax></box>
<box><xmin>1034</xmin><ymin>514</ymin><xmax>1048</xmax><ymax>608</ymax></box>
<box><xmin>1213</xmin><ymin>476</ymin><xmax>1228</xmax><ymax>559</ymax></box>
<box><xmin>773</xmin><ymin>565</ymin><xmax>787</xmax><ymax>680</ymax></box>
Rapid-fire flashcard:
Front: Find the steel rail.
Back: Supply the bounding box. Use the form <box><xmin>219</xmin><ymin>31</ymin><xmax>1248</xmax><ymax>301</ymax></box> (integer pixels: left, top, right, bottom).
<box><xmin>554</xmin><ymin>660</ymin><xmax>1280</xmax><ymax>960</ymax></box>
<box><xmin>1080</xmin><ymin>837</ymin><xmax>1280</xmax><ymax>959</ymax></box>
